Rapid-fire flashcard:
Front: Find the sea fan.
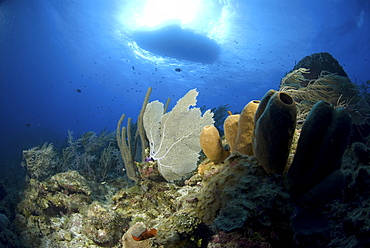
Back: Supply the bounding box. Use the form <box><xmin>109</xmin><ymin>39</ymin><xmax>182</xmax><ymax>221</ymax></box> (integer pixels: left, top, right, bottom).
<box><xmin>143</xmin><ymin>89</ymin><xmax>214</xmax><ymax>181</ymax></box>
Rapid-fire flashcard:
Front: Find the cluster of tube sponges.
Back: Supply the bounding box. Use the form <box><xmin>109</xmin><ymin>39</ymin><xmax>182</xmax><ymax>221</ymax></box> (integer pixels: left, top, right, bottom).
<box><xmin>200</xmin><ymin>89</ymin><xmax>352</xmax><ymax>184</ymax></box>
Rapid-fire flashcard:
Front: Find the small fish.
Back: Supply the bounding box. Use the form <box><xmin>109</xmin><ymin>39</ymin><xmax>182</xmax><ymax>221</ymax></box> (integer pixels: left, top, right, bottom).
<box><xmin>25</xmin><ymin>123</ymin><xmax>31</xmax><ymax>127</ymax></box>
<box><xmin>132</xmin><ymin>66</ymin><xmax>135</xmax><ymax>71</ymax></box>
<box><xmin>175</xmin><ymin>68</ymin><xmax>182</xmax><ymax>72</ymax></box>
<box><xmin>75</xmin><ymin>89</ymin><xmax>82</xmax><ymax>93</ymax></box>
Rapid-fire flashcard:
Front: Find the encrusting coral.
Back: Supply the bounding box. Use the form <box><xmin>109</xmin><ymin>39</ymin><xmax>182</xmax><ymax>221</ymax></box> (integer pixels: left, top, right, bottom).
<box><xmin>83</xmin><ymin>202</ymin><xmax>125</xmax><ymax>246</ymax></box>
<box><xmin>195</xmin><ymin>154</ymin><xmax>291</xmax><ymax>244</ymax></box>
<box><xmin>15</xmin><ymin>170</ymin><xmax>94</xmax><ymax>247</ymax></box>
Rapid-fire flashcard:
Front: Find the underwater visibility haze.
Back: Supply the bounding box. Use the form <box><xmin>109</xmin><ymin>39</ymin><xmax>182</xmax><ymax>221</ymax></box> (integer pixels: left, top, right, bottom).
<box><xmin>0</xmin><ymin>0</ymin><xmax>370</xmax><ymax>247</ymax></box>
<box><xmin>1</xmin><ymin>0</ymin><xmax>369</xmax><ymax>164</ymax></box>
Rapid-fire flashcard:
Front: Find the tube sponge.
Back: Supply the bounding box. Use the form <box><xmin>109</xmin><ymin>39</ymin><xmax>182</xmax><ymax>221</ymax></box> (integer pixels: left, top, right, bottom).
<box><xmin>200</xmin><ymin>125</ymin><xmax>230</xmax><ymax>163</ymax></box>
<box><xmin>253</xmin><ymin>91</ymin><xmax>297</xmax><ymax>174</ymax></box>
<box><xmin>234</xmin><ymin>100</ymin><xmax>260</xmax><ymax>156</ymax></box>
<box><xmin>254</xmin><ymin>90</ymin><xmax>277</xmax><ymax>122</ymax></box>
<box><xmin>285</xmin><ymin>101</ymin><xmax>352</xmax><ymax>196</ymax></box>
<box><xmin>224</xmin><ymin>114</ymin><xmax>240</xmax><ymax>153</ymax></box>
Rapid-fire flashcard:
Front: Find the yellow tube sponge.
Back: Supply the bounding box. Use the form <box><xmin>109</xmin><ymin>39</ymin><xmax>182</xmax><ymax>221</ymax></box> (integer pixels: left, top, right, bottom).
<box><xmin>200</xmin><ymin>125</ymin><xmax>230</xmax><ymax>163</ymax></box>
<box><xmin>223</xmin><ymin>114</ymin><xmax>240</xmax><ymax>153</ymax></box>
<box><xmin>234</xmin><ymin>100</ymin><xmax>260</xmax><ymax>156</ymax></box>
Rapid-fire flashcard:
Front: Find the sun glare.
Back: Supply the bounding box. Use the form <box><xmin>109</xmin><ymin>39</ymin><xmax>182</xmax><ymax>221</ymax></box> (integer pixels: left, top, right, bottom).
<box><xmin>117</xmin><ymin>0</ymin><xmax>232</xmax><ymax>62</ymax></box>
<box><xmin>137</xmin><ymin>0</ymin><xmax>202</xmax><ymax>28</ymax></box>
<box><xmin>118</xmin><ymin>0</ymin><xmax>229</xmax><ymax>36</ymax></box>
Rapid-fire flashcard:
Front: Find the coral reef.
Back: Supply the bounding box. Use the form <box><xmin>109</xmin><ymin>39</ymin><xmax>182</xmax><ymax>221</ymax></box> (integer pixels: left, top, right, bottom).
<box><xmin>83</xmin><ymin>202</ymin><xmax>125</xmax><ymax>246</ymax></box>
<box><xmin>196</xmin><ymin>155</ymin><xmax>291</xmax><ymax>235</ymax></box>
<box><xmin>0</xmin><ymin>213</ymin><xmax>21</xmax><ymax>248</ymax></box>
<box><xmin>136</xmin><ymin>157</ymin><xmax>164</xmax><ymax>182</ymax></box>
<box><xmin>7</xmin><ymin>53</ymin><xmax>370</xmax><ymax>248</ymax></box>
<box><xmin>62</xmin><ymin>130</ymin><xmax>121</xmax><ymax>181</ymax></box>
<box><xmin>16</xmin><ymin>171</ymin><xmax>92</xmax><ymax>218</ymax></box>
<box><xmin>15</xmin><ymin>168</ymin><xmax>128</xmax><ymax>247</ymax></box>
<box><xmin>193</xmin><ymin>82</ymin><xmax>360</xmax><ymax>247</ymax></box>
<box><xmin>290</xmin><ymin>52</ymin><xmax>348</xmax><ymax>80</ymax></box>
<box><xmin>22</xmin><ymin>143</ymin><xmax>60</xmax><ymax>180</ymax></box>
<box><xmin>280</xmin><ymin>66</ymin><xmax>369</xmax><ymax>126</ymax></box>
<box><xmin>12</xmin><ymin>105</ymin><xmax>370</xmax><ymax>248</ymax></box>
<box><xmin>111</xmin><ymin>180</ymin><xmax>204</xmax><ymax>247</ymax></box>
<box><xmin>207</xmin><ymin>231</ymin><xmax>273</xmax><ymax>248</ymax></box>
<box><xmin>15</xmin><ymin>171</ymin><xmax>94</xmax><ymax>247</ymax></box>
<box><xmin>193</xmin><ymin>126</ymin><xmax>369</xmax><ymax>247</ymax></box>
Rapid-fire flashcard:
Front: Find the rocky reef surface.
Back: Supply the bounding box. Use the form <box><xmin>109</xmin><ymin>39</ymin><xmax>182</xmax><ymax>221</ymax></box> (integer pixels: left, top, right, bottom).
<box><xmin>2</xmin><ymin>134</ymin><xmax>368</xmax><ymax>248</ymax></box>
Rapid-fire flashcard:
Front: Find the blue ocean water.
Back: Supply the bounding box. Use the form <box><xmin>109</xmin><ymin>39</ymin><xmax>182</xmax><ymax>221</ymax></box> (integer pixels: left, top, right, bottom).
<box><xmin>0</xmin><ymin>0</ymin><xmax>369</xmax><ymax>170</ymax></box>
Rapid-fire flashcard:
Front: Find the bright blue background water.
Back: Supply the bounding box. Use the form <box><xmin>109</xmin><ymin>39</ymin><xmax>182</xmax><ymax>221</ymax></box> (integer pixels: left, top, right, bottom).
<box><xmin>1</xmin><ymin>0</ymin><xmax>369</xmax><ymax>169</ymax></box>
